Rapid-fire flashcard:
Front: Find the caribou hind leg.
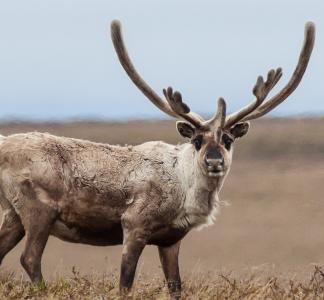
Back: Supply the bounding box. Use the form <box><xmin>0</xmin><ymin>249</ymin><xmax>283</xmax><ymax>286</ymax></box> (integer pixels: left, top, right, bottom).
<box><xmin>0</xmin><ymin>205</ymin><xmax>25</xmax><ymax>265</ymax></box>
<box><xmin>11</xmin><ymin>182</ymin><xmax>59</xmax><ymax>283</ymax></box>
<box><xmin>20</xmin><ymin>204</ymin><xmax>57</xmax><ymax>283</ymax></box>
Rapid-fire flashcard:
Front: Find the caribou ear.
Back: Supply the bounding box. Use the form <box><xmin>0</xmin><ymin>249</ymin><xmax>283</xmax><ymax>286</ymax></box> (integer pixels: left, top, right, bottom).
<box><xmin>176</xmin><ymin>121</ymin><xmax>196</xmax><ymax>138</ymax></box>
<box><xmin>230</xmin><ymin>122</ymin><xmax>250</xmax><ymax>138</ymax></box>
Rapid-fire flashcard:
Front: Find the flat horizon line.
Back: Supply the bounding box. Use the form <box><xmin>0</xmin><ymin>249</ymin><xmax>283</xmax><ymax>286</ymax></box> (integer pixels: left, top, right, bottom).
<box><xmin>0</xmin><ymin>113</ymin><xmax>324</xmax><ymax>124</ymax></box>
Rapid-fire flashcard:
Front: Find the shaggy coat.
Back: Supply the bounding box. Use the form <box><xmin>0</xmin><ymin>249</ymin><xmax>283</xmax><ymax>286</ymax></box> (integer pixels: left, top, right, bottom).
<box><xmin>0</xmin><ymin>132</ymin><xmax>225</xmax><ymax>248</ymax></box>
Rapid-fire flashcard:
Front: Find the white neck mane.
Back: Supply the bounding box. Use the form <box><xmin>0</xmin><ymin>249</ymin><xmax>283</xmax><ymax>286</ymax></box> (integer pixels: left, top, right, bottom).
<box><xmin>173</xmin><ymin>144</ymin><xmax>228</xmax><ymax>230</ymax></box>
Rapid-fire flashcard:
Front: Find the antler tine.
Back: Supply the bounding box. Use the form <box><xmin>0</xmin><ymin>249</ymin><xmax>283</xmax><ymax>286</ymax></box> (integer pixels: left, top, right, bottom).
<box><xmin>240</xmin><ymin>21</ymin><xmax>315</xmax><ymax>122</ymax></box>
<box><xmin>203</xmin><ymin>97</ymin><xmax>227</xmax><ymax>129</ymax></box>
<box><xmin>224</xmin><ymin>67</ymin><xmax>283</xmax><ymax>128</ymax></box>
<box><xmin>163</xmin><ymin>87</ymin><xmax>204</xmax><ymax>128</ymax></box>
<box><xmin>111</xmin><ymin>20</ymin><xmax>205</xmax><ymax>127</ymax></box>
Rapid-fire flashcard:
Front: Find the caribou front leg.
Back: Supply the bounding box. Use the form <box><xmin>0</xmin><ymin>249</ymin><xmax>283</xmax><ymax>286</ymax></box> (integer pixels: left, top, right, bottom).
<box><xmin>158</xmin><ymin>241</ymin><xmax>181</xmax><ymax>299</ymax></box>
<box><xmin>119</xmin><ymin>227</ymin><xmax>146</xmax><ymax>298</ymax></box>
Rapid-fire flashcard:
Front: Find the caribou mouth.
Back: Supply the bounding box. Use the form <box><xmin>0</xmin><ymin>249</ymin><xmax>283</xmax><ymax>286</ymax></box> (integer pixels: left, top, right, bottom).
<box><xmin>207</xmin><ymin>165</ymin><xmax>224</xmax><ymax>177</ymax></box>
<box><xmin>208</xmin><ymin>170</ymin><xmax>225</xmax><ymax>177</ymax></box>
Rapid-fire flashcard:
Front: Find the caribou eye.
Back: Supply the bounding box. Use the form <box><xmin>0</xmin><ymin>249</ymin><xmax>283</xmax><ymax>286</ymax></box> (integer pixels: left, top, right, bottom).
<box><xmin>192</xmin><ymin>135</ymin><xmax>203</xmax><ymax>151</ymax></box>
<box><xmin>222</xmin><ymin>134</ymin><xmax>234</xmax><ymax>150</ymax></box>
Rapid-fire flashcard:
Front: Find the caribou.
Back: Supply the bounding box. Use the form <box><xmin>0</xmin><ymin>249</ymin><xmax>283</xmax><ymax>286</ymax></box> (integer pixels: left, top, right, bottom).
<box><xmin>0</xmin><ymin>20</ymin><xmax>315</xmax><ymax>298</ymax></box>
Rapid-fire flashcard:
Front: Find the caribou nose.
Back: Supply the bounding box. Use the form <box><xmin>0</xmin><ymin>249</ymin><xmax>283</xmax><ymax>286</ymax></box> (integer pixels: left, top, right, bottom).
<box><xmin>205</xmin><ymin>148</ymin><xmax>224</xmax><ymax>167</ymax></box>
<box><xmin>205</xmin><ymin>149</ymin><xmax>225</xmax><ymax>176</ymax></box>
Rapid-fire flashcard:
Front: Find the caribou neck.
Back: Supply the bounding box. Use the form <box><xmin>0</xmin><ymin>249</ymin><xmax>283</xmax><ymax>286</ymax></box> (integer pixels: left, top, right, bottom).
<box><xmin>172</xmin><ymin>143</ymin><xmax>228</xmax><ymax>229</ymax></box>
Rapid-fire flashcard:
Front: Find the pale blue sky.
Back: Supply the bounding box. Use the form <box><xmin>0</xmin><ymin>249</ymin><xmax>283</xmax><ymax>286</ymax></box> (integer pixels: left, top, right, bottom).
<box><xmin>0</xmin><ymin>0</ymin><xmax>323</xmax><ymax>120</ymax></box>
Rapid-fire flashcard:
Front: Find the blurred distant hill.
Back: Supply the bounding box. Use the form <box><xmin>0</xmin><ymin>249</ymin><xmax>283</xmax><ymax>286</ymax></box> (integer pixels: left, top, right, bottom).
<box><xmin>0</xmin><ymin>118</ymin><xmax>323</xmax><ymax>160</ymax></box>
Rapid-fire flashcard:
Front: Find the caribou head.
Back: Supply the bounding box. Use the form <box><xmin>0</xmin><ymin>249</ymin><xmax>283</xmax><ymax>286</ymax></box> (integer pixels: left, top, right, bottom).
<box><xmin>111</xmin><ymin>20</ymin><xmax>315</xmax><ymax>179</ymax></box>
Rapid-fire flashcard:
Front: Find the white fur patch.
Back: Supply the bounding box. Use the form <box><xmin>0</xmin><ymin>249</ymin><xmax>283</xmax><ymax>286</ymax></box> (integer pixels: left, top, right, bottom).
<box><xmin>172</xmin><ymin>200</ymin><xmax>221</xmax><ymax>230</ymax></box>
<box><xmin>171</xmin><ymin>144</ymin><xmax>230</xmax><ymax>230</ymax></box>
<box><xmin>35</xmin><ymin>186</ymin><xmax>59</xmax><ymax>209</ymax></box>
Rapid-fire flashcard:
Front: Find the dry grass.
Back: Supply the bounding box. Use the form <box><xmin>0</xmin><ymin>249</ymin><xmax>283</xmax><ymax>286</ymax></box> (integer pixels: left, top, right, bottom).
<box><xmin>1</xmin><ymin>267</ymin><xmax>324</xmax><ymax>299</ymax></box>
<box><xmin>1</xmin><ymin>118</ymin><xmax>324</xmax><ymax>299</ymax></box>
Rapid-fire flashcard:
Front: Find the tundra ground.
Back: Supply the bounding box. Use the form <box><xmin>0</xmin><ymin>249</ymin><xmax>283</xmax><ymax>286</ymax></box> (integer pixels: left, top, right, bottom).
<box><xmin>0</xmin><ymin>118</ymin><xmax>324</xmax><ymax>299</ymax></box>
<box><xmin>0</xmin><ymin>266</ymin><xmax>324</xmax><ymax>299</ymax></box>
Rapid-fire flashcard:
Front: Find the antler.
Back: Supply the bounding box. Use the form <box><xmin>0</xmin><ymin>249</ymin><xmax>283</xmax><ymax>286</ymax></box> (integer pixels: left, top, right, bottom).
<box><xmin>111</xmin><ymin>20</ymin><xmax>204</xmax><ymax>128</ymax></box>
<box><xmin>163</xmin><ymin>87</ymin><xmax>204</xmax><ymax>128</ymax></box>
<box><xmin>203</xmin><ymin>97</ymin><xmax>227</xmax><ymax>129</ymax></box>
<box><xmin>224</xmin><ymin>22</ymin><xmax>315</xmax><ymax>127</ymax></box>
<box><xmin>225</xmin><ymin>68</ymin><xmax>282</xmax><ymax>128</ymax></box>
<box><xmin>111</xmin><ymin>20</ymin><xmax>315</xmax><ymax>132</ymax></box>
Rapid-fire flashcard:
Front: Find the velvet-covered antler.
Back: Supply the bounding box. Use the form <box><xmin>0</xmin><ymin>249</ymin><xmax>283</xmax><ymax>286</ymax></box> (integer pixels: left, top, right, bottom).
<box><xmin>224</xmin><ymin>22</ymin><xmax>315</xmax><ymax>127</ymax></box>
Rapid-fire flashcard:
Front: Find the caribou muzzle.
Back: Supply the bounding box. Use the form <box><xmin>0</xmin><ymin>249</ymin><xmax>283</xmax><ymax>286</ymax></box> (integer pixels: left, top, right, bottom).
<box><xmin>205</xmin><ymin>148</ymin><xmax>225</xmax><ymax>177</ymax></box>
